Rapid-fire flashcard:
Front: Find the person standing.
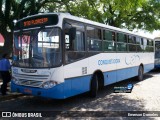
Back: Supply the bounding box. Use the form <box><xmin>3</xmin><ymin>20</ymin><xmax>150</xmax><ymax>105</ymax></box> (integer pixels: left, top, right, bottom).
<box><xmin>0</xmin><ymin>53</ymin><xmax>11</xmax><ymax>95</ymax></box>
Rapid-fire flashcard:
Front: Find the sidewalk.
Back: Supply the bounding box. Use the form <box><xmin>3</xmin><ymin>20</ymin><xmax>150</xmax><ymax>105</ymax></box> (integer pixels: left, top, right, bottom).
<box><xmin>0</xmin><ymin>79</ymin><xmax>23</xmax><ymax>101</ymax></box>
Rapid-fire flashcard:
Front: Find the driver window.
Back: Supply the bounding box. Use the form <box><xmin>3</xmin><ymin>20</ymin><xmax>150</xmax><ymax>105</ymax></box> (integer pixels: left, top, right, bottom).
<box><xmin>64</xmin><ymin>21</ymin><xmax>85</xmax><ymax>63</ymax></box>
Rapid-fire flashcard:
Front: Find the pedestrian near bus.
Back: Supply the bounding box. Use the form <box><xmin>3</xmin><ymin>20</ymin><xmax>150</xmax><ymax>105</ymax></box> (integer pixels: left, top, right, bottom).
<box><xmin>0</xmin><ymin>53</ymin><xmax>11</xmax><ymax>95</ymax></box>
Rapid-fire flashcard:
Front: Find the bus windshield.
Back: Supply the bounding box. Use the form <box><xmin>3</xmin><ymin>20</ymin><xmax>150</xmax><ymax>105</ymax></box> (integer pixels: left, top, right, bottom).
<box><xmin>13</xmin><ymin>27</ymin><xmax>62</xmax><ymax>68</ymax></box>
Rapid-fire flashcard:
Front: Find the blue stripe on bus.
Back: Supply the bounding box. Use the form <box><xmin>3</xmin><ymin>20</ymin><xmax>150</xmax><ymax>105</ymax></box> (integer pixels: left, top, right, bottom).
<box><xmin>11</xmin><ymin>76</ymin><xmax>91</xmax><ymax>99</ymax></box>
<box><xmin>103</xmin><ymin>63</ymin><xmax>153</xmax><ymax>85</ymax></box>
<box><xmin>155</xmin><ymin>65</ymin><xmax>160</xmax><ymax>69</ymax></box>
<box><xmin>11</xmin><ymin>63</ymin><xmax>154</xmax><ymax>99</ymax></box>
<box><xmin>11</xmin><ymin>82</ymin><xmax>65</xmax><ymax>99</ymax></box>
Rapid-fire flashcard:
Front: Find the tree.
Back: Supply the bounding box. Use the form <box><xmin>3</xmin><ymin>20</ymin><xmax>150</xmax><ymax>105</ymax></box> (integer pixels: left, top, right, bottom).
<box><xmin>47</xmin><ymin>0</ymin><xmax>160</xmax><ymax>32</ymax></box>
<box><xmin>1</xmin><ymin>0</ymin><xmax>160</xmax><ymax>55</ymax></box>
<box><xmin>0</xmin><ymin>0</ymin><xmax>71</xmax><ymax>54</ymax></box>
<box><xmin>100</xmin><ymin>0</ymin><xmax>160</xmax><ymax>31</ymax></box>
<box><xmin>51</xmin><ymin>0</ymin><xmax>104</xmax><ymax>23</ymax></box>
<box><xmin>101</xmin><ymin>0</ymin><xmax>160</xmax><ymax>31</ymax></box>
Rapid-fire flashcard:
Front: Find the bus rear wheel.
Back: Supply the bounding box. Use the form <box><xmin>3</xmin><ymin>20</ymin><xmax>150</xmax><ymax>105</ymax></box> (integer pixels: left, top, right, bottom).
<box><xmin>90</xmin><ymin>74</ymin><xmax>98</xmax><ymax>98</ymax></box>
<box><xmin>137</xmin><ymin>65</ymin><xmax>143</xmax><ymax>81</ymax></box>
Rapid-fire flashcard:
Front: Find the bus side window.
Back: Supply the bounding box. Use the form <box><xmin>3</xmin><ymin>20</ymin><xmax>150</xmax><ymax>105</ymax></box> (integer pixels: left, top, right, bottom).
<box><xmin>103</xmin><ymin>30</ymin><xmax>116</xmax><ymax>51</ymax></box>
<box><xmin>116</xmin><ymin>33</ymin><xmax>127</xmax><ymax>51</ymax></box>
<box><xmin>128</xmin><ymin>35</ymin><xmax>136</xmax><ymax>52</ymax></box>
<box><xmin>112</xmin><ymin>32</ymin><xmax>116</xmax><ymax>42</ymax></box>
<box><xmin>64</xmin><ymin>22</ymin><xmax>72</xmax><ymax>50</ymax></box>
<box><xmin>136</xmin><ymin>37</ymin><xmax>142</xmax><ymax>52</ymax></box>
<box><xmin>75</xmin><ymin>31</ymin><xmax>85</xmax><ymax>51</ymax></box>
<box><xmin>143</xmin><ymin>38</ymin><xmax>148</xmax><ymax>52</ymax></box>
<box><xmin>87</xmin><ymin>26</ymin><xmax>102</xmax><ymax>51</ymax></box>
<box><xmin>64</xmin><ymin>21</ymin><xmax>85</xmax><ymax>63</ymax></box>
<box><xmin>64</xmin><ymin>22</ymin><xmax>85</xmax><ymax>51</ymax></box>
<box><xmin>146</xmin><ymin>39</ymin><xmax>154</xmax><ymax>52</ymax></box>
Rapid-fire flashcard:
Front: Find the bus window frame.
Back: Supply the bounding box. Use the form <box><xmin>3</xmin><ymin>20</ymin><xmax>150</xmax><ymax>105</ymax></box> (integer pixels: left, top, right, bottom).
<box><xmin>63</xmin><ymin>19</ymin><xmax>87</xmax><ymax>64</ymax></box>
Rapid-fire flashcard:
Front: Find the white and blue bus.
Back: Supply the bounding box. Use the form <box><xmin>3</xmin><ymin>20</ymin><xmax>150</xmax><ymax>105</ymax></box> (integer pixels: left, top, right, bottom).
<box><xmin>11</xmin><ymin>13</ymin><xmax>154</xmax><ymax>99</ymax></box>
<box><xmin>154</xmin><ymin>37</ymin><xmax>160</xmax><ymax>68</ymax></box>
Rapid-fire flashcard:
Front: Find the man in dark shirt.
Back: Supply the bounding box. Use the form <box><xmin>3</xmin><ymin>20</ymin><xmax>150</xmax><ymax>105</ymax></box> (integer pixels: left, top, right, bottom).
<box><xmin>0</xmin><ymin>54</ymin><xmax>11</xmax><ymax>95</ymax></box>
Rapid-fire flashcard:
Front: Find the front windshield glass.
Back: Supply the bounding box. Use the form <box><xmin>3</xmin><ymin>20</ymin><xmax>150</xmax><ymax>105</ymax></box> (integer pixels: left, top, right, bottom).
<box><xmin>13</xmin><ymin>27</ymin><xmax>62</xmax><ymax>68</ymax></box>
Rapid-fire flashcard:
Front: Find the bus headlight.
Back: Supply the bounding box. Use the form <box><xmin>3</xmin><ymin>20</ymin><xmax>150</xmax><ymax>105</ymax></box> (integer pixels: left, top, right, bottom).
<box><xmin>41</xmin><ymin>81</ymin><xmax>57</xmax><ymax>89</ymax></box>
<box><xmin>12</xmin><ymin>77</ymin><xmax>20</xmax><ymax>85</ymax></box>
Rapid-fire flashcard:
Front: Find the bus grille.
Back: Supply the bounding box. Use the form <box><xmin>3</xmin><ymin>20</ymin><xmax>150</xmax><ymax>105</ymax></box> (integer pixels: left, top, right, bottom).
<box><xmin>19</xmin><ymin>79</ymin><xmax>43</xmax><ymax>87</ymax></box>
<box><xmin>14</xmin><ymin>74</ymin><xmax>49</xmax><ymax>87</ymax></box>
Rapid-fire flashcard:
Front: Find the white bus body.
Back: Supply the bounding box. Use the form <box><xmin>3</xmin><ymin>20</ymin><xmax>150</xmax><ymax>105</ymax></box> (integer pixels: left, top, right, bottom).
<box><xmin>11</xmin><ymin>13</ymin><xmax>154</xmax><ymax>99</ymax></box>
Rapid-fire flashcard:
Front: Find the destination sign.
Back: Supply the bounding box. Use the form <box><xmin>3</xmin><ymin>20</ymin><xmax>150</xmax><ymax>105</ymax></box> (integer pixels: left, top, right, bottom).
<box><xmin>14</xmin><ymin>14</ymin><xmax>58</xmax><ymax>30</ymax></box>
<box><xmin>23</xmin><ymin>18</ymin><xmax>48</xmax><ymax>27</ymax></box>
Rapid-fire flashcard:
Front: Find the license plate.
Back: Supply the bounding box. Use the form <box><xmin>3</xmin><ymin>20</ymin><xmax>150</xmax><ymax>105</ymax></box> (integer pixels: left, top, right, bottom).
<box><xmin>24</xmin><ymin>88</ymin><xmax>32</xmax><ymax>94</ymax></box>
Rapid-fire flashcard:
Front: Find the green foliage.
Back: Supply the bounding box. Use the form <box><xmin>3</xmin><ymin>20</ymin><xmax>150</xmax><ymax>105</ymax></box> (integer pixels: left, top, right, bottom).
<box><xmin>0</xmin><ymin>0</ymin><xmax>69</xmax><ymax>54</ymax></box>
<box><xmin>46</xmin><ymin>0</ymin><xmax>160</xmax><ymax>32</ymax></box>
<box><xmin>0</xmin><ymin>0</ymin><xmax>159</xmax><ymax>54</ymax></box>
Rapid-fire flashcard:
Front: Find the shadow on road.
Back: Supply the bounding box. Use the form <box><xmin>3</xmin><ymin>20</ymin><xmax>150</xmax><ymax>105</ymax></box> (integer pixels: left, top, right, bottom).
<box><xmin>0</xmin><ymin>71</ymin><xmax>158</xmax><ymax>119</ymax></box>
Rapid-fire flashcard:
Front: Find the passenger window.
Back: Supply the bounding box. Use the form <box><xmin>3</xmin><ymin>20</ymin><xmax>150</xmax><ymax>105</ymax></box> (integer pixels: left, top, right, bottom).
<box><xmin>64</xmin><ymin>22</ymin><xmax>85</xmax><ymax>51</ymax></box>
<box><xmin>64</xmin><ymin>21</ymin><xmax>85</xmax><ymax>63</ymax></box>
<box><xmin>149</xmin><ymin>40</ymin><xmax>153</xmax><ymax>46</ymax></box>
<box><xmin>103</xmin><ymin>41</ymin><xmax>116</xmax><ymax>51</ymax></box>
<box><xmin>117</xmin><ymin>33</ymin><xmax>127</xmax><ymax>42</ymax></box>
<box><xmin>141</xmin><ymin>38</ymin><xmax>144</xmax><ymax>45</ymax></box>
<box><xmin>103</xmin><ymin>30</ymin><xmax>112</xmax><ymax>41</ymax></box>
<box><xmin>112</xmin><ymin>32</ymin><xmax>116</xmax><ymax>42</ymax></box>
<box><xmin>128</xmin><ymin>35</ymin><xmax>136</xmax><ymax>52</ymax></box>
<box><xmin>116</xmin><ymin>33</ymin><xmax>127</xmax><ymax>52</ymax></box>
<box><xmin>143</xmin><ymin>38</ymin><xmax>148</xmax><ymax>52</ymax></box>
<box><xmin>116</xmin><ymin>43</ymin><xmax>127</xmax><ymax>51</ymax></box>
<box><xmin>128</xmin><ymin>44</ymin><xmax>136</xmax><ymax>51</ymax></box>
<box><xmin>136</xmin><ymin>37</ymin><xmax>143</xmax><ymax>52</ymax></box>
<box><xmin>87</xmin><ymin>26</ymin><xmax>102</xmax><ymax>51</ymax></box>
<box><xmin>136</xmin><ymin>37</ymin><xmax>140</xmax><ymax>44</ymax></box>
<box><xmin>128</xmin><ymin>36</ymin><xmax>136</xmax><ymax>43</ymax></box>
<box><xmin>146</xmin><ymin>39</ymin><xmax>154</xmax><ymax>52</ymax></box>
<box><xmin>103</xmin><ymin>30</ymin><xmax>116</xmax><ymax>51</ymax></box>
<box><xmin>74</xmin><ymin>31</ymin><xmax>85</xmax><ymax>51</ymax></box>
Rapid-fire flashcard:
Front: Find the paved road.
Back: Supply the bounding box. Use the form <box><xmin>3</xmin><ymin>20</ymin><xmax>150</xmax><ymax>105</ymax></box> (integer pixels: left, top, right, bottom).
<box><xmin>0</xmin><ymin>70</ymin><xmax>160</xmax><ymax>120</ymax></box>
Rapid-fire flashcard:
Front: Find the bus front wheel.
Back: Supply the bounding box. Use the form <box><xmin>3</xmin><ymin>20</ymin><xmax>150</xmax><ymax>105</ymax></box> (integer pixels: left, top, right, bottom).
<box><xmin>90</xmin><ymin>74</ymin><xmax>98</xmax><ymax>98</ymax></box>
<box><xmin>137</xmin><ymin>65</ymin><xmax>143</xmax><ymax>81</ymax></box>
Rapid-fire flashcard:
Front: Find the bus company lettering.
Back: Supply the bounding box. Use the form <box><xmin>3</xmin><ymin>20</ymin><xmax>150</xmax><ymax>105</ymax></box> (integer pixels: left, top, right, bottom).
<box><xmin>23</xmin><ymin>18</ymin><xmax>48</xmax><ymax>27</ymax></box>
<box><xmin>98</xmin><ymin>59</ymin><xmax>120</xmax><ymax>65</ymax></box>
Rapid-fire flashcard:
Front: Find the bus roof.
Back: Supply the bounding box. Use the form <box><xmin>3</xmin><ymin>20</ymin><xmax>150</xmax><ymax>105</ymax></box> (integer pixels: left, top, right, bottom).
<box><xmin>154</xmin><ymin>37</ymin><xmax>160</xmax><ymax>41</ymax></box>
<box><xmin>17</xmin><ymin>12</ymin><xmax>153</xmax><ymax>40</ymax></box>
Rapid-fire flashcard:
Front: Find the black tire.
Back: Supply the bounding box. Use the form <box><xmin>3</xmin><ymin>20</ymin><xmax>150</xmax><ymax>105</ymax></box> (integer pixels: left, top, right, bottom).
<box><xmin>137</xmin><ymin>66</ymin><xmax>143</xmax><ymax>81</ymax></box>
<box><xmin>90</xmin><ymin>74</ymin><xmax>98</xmax><ymax>98</ymax></box>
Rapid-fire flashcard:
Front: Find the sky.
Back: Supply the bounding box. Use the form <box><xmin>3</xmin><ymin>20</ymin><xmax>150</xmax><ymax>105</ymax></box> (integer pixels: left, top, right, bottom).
<box><xmin>134</xmin><ymin>30</ymin><xmax>160</xmax><ymax>39</ymax></box>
